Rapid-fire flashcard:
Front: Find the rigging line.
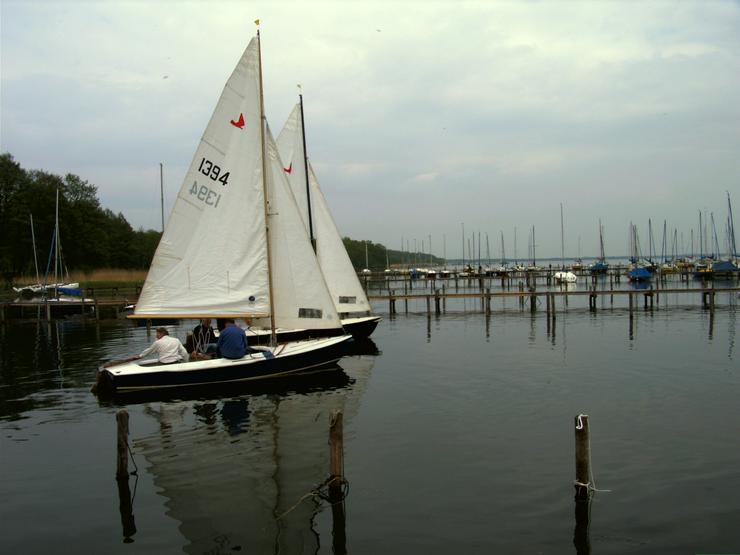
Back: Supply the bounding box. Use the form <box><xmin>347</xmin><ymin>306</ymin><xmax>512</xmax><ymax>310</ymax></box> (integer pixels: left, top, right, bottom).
<box><xmin>126</xmin><ymin>438</ymin><xmax>139</xmax><ymax>476</ymax></box>
<box><xmin>275</xmin><ymin>475</ymin><xmax>349</xmax><ymax>520</ymax></box>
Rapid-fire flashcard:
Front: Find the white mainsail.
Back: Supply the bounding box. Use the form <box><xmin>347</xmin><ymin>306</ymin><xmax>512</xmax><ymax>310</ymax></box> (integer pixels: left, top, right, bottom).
<box><xmin>259</xmin><ymin>126</ymin><xmax>342</xmax><ymax>330</ymax></box>
<box><xmin>135</xmin><ymin>38</ymin><xmax>269</xmax><ymax>318</ymax></box>
<box><xmin>277</xmin><ymin>104</ymin><xmax>372</xmax><ymax>315</ymax></box>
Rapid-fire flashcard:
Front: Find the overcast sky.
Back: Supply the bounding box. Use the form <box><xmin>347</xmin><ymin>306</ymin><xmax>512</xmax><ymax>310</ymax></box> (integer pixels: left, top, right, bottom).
<box><xmin>2</xmin><ymin>0</ymin><xmax>739</xmax><ymax>260</ymax></box>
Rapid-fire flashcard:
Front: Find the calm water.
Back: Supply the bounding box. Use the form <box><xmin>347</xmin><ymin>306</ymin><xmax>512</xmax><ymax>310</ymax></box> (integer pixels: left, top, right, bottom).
<box><xmin>1</xmin><ymin>291</ymin><xmax>739</xmax><ymax>554</ymax></box>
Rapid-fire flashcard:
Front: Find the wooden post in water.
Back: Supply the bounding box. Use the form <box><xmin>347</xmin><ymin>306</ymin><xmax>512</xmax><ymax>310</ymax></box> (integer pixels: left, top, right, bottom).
<box><xmin>426</xmin><ymin>295</ymin><xmax>431</xmax><ymax>314</ymax></box>
<box><xmin>434</xmin><ymin>289</ymin><xmax>441</xmax><ymax>315</ymax></box>
<box><xmin>329</xmin><ymin>410</ymin><xmax>344</xmax><ymax>487</ymax></box>
<box><xmin>329</xmin><ymin>410</ymin><xmax>347</xmax><ymax>554</ymax></box>
<box><xmin>116</xmin><ymin>410</ymin><xmax>130</xmax><ymax>479</ymax></box>
<box><xmin>574</xmin><ymin>414</ymin><xmax>591</xmax><ymax>500</ymax></box>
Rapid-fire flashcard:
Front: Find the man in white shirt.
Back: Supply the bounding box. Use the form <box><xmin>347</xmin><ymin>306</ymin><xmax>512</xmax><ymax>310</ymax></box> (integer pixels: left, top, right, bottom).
<box><xmin>135</xmin><ymin>327</ymin><xmax>188</xmax><ymax>364</ymax></box>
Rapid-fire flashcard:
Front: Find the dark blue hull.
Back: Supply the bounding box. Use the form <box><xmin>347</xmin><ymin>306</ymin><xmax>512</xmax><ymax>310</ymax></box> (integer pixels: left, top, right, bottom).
<box><xmin>97</xmin><ymin>336</ymin><xmax>351</xmax><ymax>395</ymax></box>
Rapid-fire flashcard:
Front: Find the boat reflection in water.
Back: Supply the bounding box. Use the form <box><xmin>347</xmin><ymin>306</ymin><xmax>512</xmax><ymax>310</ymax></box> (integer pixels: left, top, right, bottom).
<box><xmin>127</xmin><ymin>341</ymin><xmax>377</xmax><ymax>553</ymax></box>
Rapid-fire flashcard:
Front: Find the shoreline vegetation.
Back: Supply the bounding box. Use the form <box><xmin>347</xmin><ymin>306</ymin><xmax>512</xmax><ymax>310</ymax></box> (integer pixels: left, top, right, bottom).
<box><xmin>1</xmin><ymin>153</ymin><xmax>440</xmax><ymax>292</ymax></box>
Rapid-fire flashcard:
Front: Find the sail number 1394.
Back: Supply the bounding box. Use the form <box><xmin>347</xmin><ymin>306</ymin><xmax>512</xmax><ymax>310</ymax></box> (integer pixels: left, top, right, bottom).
<box><xmin>197</xmin><ymin>157</ymin><xmax>230</xmax><ymax>186</ymax></box>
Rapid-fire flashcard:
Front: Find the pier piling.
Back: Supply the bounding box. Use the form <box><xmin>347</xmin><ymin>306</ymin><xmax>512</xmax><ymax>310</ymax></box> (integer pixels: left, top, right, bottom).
<box><xmin>116</xmin><ymin>410</ymin><xmax>130</xmax><ymax>479</ymax></box>
<box><xmin>574</xmin><ymin>414</ymin><xmax>591</xmax><ymax>501</ymax></box>
<box><xmin>328</xmin><ymin>410</ymin><xmax>347</xmax><ymax>554</ymax></box>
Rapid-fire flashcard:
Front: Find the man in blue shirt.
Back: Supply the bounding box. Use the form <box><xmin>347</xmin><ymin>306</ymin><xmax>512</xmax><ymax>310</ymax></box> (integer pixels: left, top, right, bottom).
<box><xmin>217</xmin><ymin>319</ymin><xmax>249</xmax><ymax>359</ymax></box>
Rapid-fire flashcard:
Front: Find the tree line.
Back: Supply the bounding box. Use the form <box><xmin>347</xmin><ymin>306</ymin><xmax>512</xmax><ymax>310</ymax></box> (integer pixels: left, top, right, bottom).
<box><xmin>0</xmin><ymin>153</ymin><xmax>442</xmax><ymax>286</ymax></box>
<box><xmin>341</xmin><ymin>237</ymin><xmax>443</xmax><ymax>270</ymax></box>
<box><xmin>1</xmin><ymin>153</ymin><xmax>160</xmax><ymax>285</ymax></box>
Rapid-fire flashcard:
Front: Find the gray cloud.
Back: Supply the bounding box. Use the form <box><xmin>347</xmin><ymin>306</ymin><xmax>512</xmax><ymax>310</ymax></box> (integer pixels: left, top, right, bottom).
<box><xmin>2</xmin><ymin>0</ymin><xmax>738</xmax><ymax>259</ymax></box>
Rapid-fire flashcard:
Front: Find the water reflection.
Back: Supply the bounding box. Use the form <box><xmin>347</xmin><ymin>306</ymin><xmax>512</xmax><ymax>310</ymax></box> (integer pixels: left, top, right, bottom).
<box><xmin>125</xmin><ymin>354</ymin><xmax>376</xmax><ymax>553</ymax></box>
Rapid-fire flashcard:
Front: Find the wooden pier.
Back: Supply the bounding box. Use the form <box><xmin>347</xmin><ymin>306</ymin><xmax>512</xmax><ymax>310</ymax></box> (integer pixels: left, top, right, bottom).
<box><xmin>0</xmin><ymin>286</ymin><xmax>140</xmax><ymax>320</ymax></box>
<box><xmin>371</xmin><ymin>286</ymin><xmax>740</xmax><ymax>315</ymax></box>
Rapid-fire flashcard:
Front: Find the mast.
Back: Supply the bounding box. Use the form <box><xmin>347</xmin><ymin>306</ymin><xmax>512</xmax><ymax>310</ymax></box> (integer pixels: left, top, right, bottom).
<box><xmin>443</xmin><ymin>234</ymin><xmax>446</xmax><ymax>269</ymax></box>
<box><xmin>560</xmin><ymin>203</ymin><xmax>564</xmax><ymax>267</ymax></box>
<box><xmin>29</xmin><ymin>214</ymin><xmax>40</xmax><ymax>285</ymax></box>
<box><xmin>54</xmin><ymin>189</ymin><xmax>59</xmax><ymax>295</ymax></box>
<box><xmin>160</xmin><ymin>162</ymin><xmax>165</xmax><ymax>232</ymax></box>
<box><xmin>728</xmin><ymin>192</ymin><xmax>737</xmax><ymax>258</ymax></box>
<box><xmin>461</xmin><ymin>223</ymin><xmax>465</xmax><ymax>270</ymax></box>
<box><xmin>256</xmin><ymin>26</ymin><xmax>277</xmax><ymax>346</ymax></box>
<box><xmin>599</xmin><ymin>219</ymin><xmax>605</xmax><ymax>261</ymax></box>
<box><xmin>298</xmin><ymin>88</ymin><xmax>316</xmax><ymax>252</ymax></box>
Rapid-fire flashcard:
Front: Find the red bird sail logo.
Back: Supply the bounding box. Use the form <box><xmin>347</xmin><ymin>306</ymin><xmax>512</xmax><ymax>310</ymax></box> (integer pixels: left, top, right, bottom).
<box><xmin>230</xmin><ymin>113</ymin><xmax>245</xmax><ymax>129</ymax></box>
<box><xmin>283</xmin><ymin>162</ymin><xmax>293</xmax><ymax>174</ymax></box>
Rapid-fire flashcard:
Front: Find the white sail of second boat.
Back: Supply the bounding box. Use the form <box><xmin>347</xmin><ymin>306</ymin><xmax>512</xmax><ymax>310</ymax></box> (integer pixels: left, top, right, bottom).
<box><xmin>277</xmin><ymin>103</ymin><xmax>373</xmax><ymax>316</ymax></box>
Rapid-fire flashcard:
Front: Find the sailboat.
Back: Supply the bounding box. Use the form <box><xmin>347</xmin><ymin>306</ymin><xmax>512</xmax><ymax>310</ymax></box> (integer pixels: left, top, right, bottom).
<box><xmin>275</xmin><ymin>96</ymin><xmax>380</xmax><ymax>338</ymax></box>
<box><xmin>589</xmin><ymin>219</ymin><xmax>609</xmax><ymax>275</ymax></box>
<box><xmin>96</xmin><ymin>32</ymin><xmax>351</xmax><ymax>394</ymax></box>
<box><xmin>627</xmin><ymin>223</ymin><xmax>651</xmax><ymax>282</ymax></box>
<box><xmin>13</xmin><ymin>194</ymin><xmax>87</xmax><ymax>301</ymax></box>
<box><xmin>554</xmin><ymin>203</ymin><xmax>577</xmax><ymax>284</ymax></box>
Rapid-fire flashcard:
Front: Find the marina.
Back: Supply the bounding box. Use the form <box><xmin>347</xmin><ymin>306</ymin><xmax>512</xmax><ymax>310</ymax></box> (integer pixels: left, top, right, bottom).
<box><xmin>1</xmin><ymin>300</ymin><xmax>739</xmax><ymax>553</ymax></box>
<box><xmin>2</xmin><ymin>3</ymin><xmax>739</xmax><ymax>553</ymax></box>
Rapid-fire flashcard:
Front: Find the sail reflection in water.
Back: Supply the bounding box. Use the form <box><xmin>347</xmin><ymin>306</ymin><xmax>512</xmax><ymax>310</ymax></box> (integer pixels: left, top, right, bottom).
<box><xmin>130</xmin><ymin>350</ymin><xmax>376</xmax><ymax>553</ymax></box>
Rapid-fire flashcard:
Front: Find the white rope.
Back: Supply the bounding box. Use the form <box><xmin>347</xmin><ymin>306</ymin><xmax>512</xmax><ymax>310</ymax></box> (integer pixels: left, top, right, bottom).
<box><xmin>575</xmin><ymin>414</ymin><xmax>612</xmax><ymax>494</ymax></box>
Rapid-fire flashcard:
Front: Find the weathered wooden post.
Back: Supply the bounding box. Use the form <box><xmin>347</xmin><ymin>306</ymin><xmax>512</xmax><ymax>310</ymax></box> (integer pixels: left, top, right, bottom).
<box><xmin>116</xmin><ymin>410</ymin><xmax>130</xmax><ymax>479</ymax></box>
<box><xmin>426</xmin><ymin>295</ymin><xmax>431</xmax><ymax>314</ymax></box>
<box><xmin>329</xmin><ymin>410</ymin><xmax>347</xmax><ymax>554</ymax></box>
<box><xmin>329</xmin><ymin>410</ymin><xmax>344</xmax><ymax>489</ymax></box>
<box><xmin>434</xmin><ymin>289</ymin><xmax>441</xmax><ymax>315</ymax></box>
<box><xmin>574</xmin><ymin>414</ymin><xmax>591</xmax><ymax>500</ymax></box>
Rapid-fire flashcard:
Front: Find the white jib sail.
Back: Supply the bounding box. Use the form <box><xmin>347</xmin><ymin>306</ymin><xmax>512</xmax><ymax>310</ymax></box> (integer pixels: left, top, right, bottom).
<box><xmin>135</xmin><ymin>37</ymin><xmax>269</xmax><ymax>317</ymax></box>
<box><xmin>259</xmin><ymin>126</ymin><xmax>342</xmax><ymax>330</ymax></box>
<box><xmin>277</xmin><ymin>104</ymin><xmax>371</xmax><ymax>314</ymax></box>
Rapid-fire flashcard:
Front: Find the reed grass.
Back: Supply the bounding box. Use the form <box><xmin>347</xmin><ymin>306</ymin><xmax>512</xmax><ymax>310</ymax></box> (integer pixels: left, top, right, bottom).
<box><xmin>12</xmin><ymin>268</ymin><xmax>147</xmax><ymax>287</ymax></box>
